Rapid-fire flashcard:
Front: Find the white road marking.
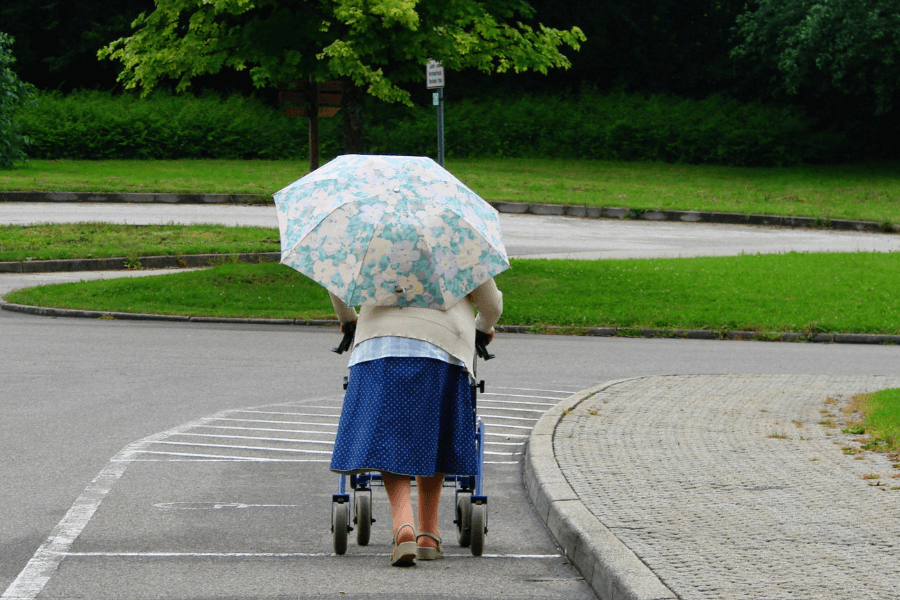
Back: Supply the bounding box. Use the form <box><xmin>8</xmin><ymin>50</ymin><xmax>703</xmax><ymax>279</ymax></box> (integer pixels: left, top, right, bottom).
<box><xmin>125</xmin><ymin>451</ymin><xmax>331</xmax><ymax>462</ymax></box>
<box><xmin>148</xmin><ymin>441</ymin><xmax>333</xmax><ymax>454</ymax></box>
<box><xmin>212</xmin><ymin>417</ymin><xmax>339</xmax><ymax>427</ymax></box>
<box><xmin>236</xmin><ymin>410</ymin><xmax>343</xmax><ymax>418</ymax></box>
<box><xmin>480</xmin><ymin>392</ymin><xmax>566</xmax><ymax>400</ymax></box>
<box><xmin>60</xmin><ymin>551</ymin><xmax>560</xmax><ymax>559</ymax></box>
<box><xmin>195</xmin><ymin>425</ymin><xmax>336</xmax><ymax>436</ymax></box>
<box><xmin>490</xmin><ymin>386</ymin><xmax>578</xmax><ymax>394</ymax></box>
<box><xmin>475</xmin><ymin>414</ymin><xmax>539</xmax><ymax>422</ymax></box>
<box><xmin>478</xmin><ymin>398</ymin><xmax>557</xmax><ymax>407</ymax></box>
<box><xmin>172</xmin><ymin>433</ymin><xmax>335</xmax><ymax>445</ymax></box>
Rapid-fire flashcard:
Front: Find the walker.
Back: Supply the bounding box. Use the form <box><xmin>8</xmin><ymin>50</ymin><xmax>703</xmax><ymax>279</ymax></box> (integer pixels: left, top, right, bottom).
<box><xmin>329</xmin><ymin>330</ymin><xmax>493</xmax><ymax>557</ymax></box>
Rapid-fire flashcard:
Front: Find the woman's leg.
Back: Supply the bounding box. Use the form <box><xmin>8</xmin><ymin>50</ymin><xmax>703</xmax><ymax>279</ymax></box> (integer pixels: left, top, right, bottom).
<box><xmin>415</xmin><ymin>473</ymin><xmax>443</xmax><ymax>548</ymax></box>
<box><xmin>382</xmin><ymin>472</ymin><xmax>415</xmax><ymax>544</ymax></box>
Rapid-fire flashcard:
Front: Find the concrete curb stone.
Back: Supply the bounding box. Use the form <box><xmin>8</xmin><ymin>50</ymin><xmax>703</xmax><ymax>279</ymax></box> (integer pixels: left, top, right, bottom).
<box><xmin>2</xmin><ymin>191</ymin><xmax>896</xmax><ymax>233</ymax></box>
<box><xmin>2</xmin><ymin>298</ymin><xmax>898</xmax><ymax>345</ymax></box>
<box><xmin>0</xmin><ymin>252</ymin><xmax>281</xmax><ymax>273</ymax></box>
<box><xmin>525</xmin><ymin>378</ymin><xmax>677</xmax><ymax>600</ymax></box>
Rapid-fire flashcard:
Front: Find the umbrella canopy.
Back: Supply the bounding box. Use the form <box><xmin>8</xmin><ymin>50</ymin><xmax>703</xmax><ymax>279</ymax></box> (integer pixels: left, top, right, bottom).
<box><xmin>274</xmin><ymin>154</ymin><xmax>510</xmax><ymax>309</ymax></box>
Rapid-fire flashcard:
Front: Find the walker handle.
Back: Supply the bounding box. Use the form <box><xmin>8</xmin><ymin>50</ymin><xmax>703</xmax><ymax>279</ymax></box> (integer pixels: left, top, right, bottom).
<box><xmin>332</xmin><ymin>321</ymin><xmax>356</xmax><ymax>354</ymax></box>
<box><xmin>475</xmin><ymin>330</ymin><xmax>495</xmax><ymax>361</ymax></box>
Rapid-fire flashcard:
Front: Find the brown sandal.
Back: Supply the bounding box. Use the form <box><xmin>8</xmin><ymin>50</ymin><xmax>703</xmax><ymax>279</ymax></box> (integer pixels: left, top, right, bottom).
<box><xmin>391</xmin><ymin>523</ymin><xmax>417</xmax><ymax>567</ymax></box>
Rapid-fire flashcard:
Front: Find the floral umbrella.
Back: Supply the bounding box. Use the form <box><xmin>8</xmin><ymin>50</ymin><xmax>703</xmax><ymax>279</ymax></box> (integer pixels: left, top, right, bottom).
<box><xmin>273</xmin><ymin>154</ymin><xmax>510</xmax><ymax>309</ymax></box>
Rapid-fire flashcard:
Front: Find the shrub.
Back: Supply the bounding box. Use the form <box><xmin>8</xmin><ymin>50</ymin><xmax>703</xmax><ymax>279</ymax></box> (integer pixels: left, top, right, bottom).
<box><xmin>0</xmin><ymin>32</ymin><xmax>36</xmax><ymax>168</ymax></box>
<box><xmin>15</xmin><ymin>88</ymin><xmax>839</xmax><ymax>166</ymax></box>
<box><xmin>17</xmin><ymin>90</ymin><xmax>306</xmax><ymax>160</ymax></box>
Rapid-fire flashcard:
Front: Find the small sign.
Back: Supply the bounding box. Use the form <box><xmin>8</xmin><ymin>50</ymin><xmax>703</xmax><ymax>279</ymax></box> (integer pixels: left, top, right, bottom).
<box><xmin>433</xmin><ymin>92</ymin><xmax>440</xmax><ymax>106</ymax></box>
<box><xmin>286</xmin><ymin>106</ymin><xmax>341</xmax><ymax>118</ymax></box>
<box><xmin>426</xmin><ymin>60</ymin><xmax>444</xmax><ymax>89</ymax></box>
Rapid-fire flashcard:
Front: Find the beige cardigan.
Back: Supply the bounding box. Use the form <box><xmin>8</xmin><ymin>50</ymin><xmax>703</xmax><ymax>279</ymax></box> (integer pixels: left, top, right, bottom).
<box><xmin>330</xmin><ymin>279</ymin><xmax>503</xmax><ymax>376</ymax></box>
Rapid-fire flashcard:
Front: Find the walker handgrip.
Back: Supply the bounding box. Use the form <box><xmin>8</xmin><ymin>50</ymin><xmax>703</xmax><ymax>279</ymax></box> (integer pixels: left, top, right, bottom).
<box><xmin>331</xmin><ymin>322</ymin><xmax>356</xmax><ymax>354</ymax></box>
<box><xmin>475</xmin><ymin>330</ymin><xmax>495</xmax><ymax>361</ymax></box>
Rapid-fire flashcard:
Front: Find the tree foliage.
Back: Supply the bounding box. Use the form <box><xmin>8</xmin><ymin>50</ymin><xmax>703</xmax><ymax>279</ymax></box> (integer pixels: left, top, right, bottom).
<box><xmin>0</xmin><ymin>32</ymin><xmax>36</xmax><ymax>168</ymax></box>
<box><xmin>98</xmin><ymin>0</ymin><xmax>585</xmax><ymax>106</ymax></box>
<box><xmin>732</xmin><ymin>0</ymin><xmax>900</xmax><ymax>114</ymax></box>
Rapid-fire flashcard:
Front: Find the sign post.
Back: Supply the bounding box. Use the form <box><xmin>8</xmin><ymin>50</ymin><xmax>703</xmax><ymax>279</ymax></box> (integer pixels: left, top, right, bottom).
<box><xmin>279</xmin><ymin>80</ymin><xmax>343</xmax><ymax>173</ymax></box>
<box><xmin>426</xmin><ymin>60</ymin><xmax>445</xmax><ymax>167</ymax></box>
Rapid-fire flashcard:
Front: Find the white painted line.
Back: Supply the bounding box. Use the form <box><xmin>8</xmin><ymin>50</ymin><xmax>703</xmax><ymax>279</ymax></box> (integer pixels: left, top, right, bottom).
<box><xmin>484</xmin><ymin>451</ymin><xmax>522</xmax><ymax>456</ymax></box>
<box><xmin>212</xmin><ymin>417</ymin><xmax>339</xmax><ymax>428</ymax></box>
<box><xmin>474</xmin><ymin>406</ymin><xmax>548</xmax><ymax>414</ymax></box>
<box><xmin>236</xmin><ymin>410</ymin><xmax>342</xmax><ymax>418</ymax></box>
<box><xmin>195</xmin><ymin>425</ymin><xmax>336</xmax><ymax>436</ymax></box>
<box><xmin>484</xmin><ymin>461</ymin><xmax>519</xmax><ymax>465</ymax></box>
<box><xmin>475</xmin><ymin>414</ymin><xmax>539</xmax><ymax>422</ymax></box>
<box><xmin>484</xmin><ymin>432</ymin><xmax>528</xmax><ymax>439</ymax></box>
<box><xmin>478</xmin><ymin>423</ymin><xmax>533</xmax><ymax>430</ymax></box>
<box><xmin>154</xmin><ymin>502</ymin><xmax>299</xmax><ymax>510</ymax></box>
<box><xmin>149</xmin><ymin>441</ymin><xmax>333</xmax><ymax>455</ymax></box>
<box><xmin>485</xmin><ymin>441</ymin><xmax>526</xmax><ymax>447</ymax></box>
<box><xmin>60</xmin><ymin>551</ymin><xmax>560</xmax><ymax>559</ymax></box>
<box><xmin>127</xmin><ymin>451</ymin><xmax>331</xmax><ymax>462</ymax></box>
<box><xmin>480</xmin><ymin>392</ymin><xmax>566</xmax><ymax>400</ymax></box>
<box><xmin>478</xmin><ymin>398</ymin><xmax>556</xmax><ymax>407</ymax></box>
<box><xmin>491</xmin><ymin>386</ymin><xmax>578</xmax><ymax>394</ymax></box>
<box><xmin>172</xmin><ymin>433</ymin><xmax>335</xmax><ymax>446</ymax></box>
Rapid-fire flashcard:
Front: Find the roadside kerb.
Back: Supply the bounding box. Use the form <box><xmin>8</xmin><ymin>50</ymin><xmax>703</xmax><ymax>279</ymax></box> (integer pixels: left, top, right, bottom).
<box><xmin>2</xmin><ymin>298</ymin><xmax>899</xmax><ymax>345</ymax></box>
<box><xmin>525</xmin><ymin>378</ymin><xmax>677</xmax><ymax>600</ymax></box>
<box><xmin>0</xmin><ymin>252</ymin><xmax>281</xmax><ymax>273</ymax></box>
<box><xmin>2</xmin><ymin>191</ymin><xmax>896</xmax><ymax>233</ymax></box>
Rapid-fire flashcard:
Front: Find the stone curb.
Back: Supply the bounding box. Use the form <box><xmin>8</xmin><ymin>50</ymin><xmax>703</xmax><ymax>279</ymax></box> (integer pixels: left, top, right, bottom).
<box><xmin>525</xmin><ymin>378</ymin><xmax>677</xmax><ymax>600</ymax></box>
<box><xmin>0</xmin><ymin>252</ymin><xmax>281</xmax><ymax>273</ymax></box>
<box><xmin>2</xmin><ymin>191</ymin><xmax>896</xmax><ymax>234</ymax></box>
<box><xmin>0</xmin><ymin>191</ymin><xmax>267</xmax><ymax>204</ymax></box>
<box><xmin>0</xmin><ymin>300</ymin><xmax>339</xmax><ymax>328</ymax></box>
<box><xmin>1</xmin><ymin>299</ymin><xmax>898</xmax><ymax>346</ymax></box>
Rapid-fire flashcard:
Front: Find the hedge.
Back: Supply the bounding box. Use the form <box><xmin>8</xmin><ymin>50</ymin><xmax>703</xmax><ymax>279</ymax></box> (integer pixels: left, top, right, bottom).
<box><xmin>17</xmin><ymin>89</ymin><xmax>843</xmax><ymax>166</ymax></box>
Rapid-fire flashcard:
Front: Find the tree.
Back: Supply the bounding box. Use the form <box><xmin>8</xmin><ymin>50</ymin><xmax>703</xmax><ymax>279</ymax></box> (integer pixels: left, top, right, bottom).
<box><xmin>732</xmin><ymin>0</ymin><xmax>900</xmax><ymax>115</ymax></box>
<box><xmin>0</xmin><ymin>0</ymin><xmax>156</xmax><ymax>91</ymax></box>
<box><xmin>0</xmin><ymin>32</ymin><xmax>36</xmax><ymax>169</ymax></box>
<box><xmin>98</xmin><ymin>0</ymin><xmax>585</xmax><ymax>152</ymax></box>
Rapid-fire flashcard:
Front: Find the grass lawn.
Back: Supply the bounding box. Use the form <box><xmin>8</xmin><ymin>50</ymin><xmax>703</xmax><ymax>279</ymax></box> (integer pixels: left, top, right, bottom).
<box><xmin>3</xmin><ymin>158</ymin><xmax>900</xmax><ymax>224</ymax></box>
<box><xmin>5</xmin><ymin>253</ymin><xmax>899</xmax><ymax>335</ymax></box>
<box><xmin>858</xmin><ymin>389</ymin><xmax>900</xmax><ymax>458</ymax></box>
<box><xmin>838</xmin><ymin>389</ymin><xmax>900</xmax><ymax>480</ymax></box>
<box><xmin>0</xmin><ymin>223</ymin><xmax>279</xmax><ymax>262</ymax></box>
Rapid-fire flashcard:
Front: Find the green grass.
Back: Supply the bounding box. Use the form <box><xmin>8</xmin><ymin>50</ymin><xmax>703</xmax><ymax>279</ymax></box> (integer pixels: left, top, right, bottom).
<box><xmin>5</xmin><ymin>253</ymin><xmax>899</xmax><ymax>335</ymax></box>
<box><xmin>0</xmin><ymin>223</ymin><xmax>280</xmax><ymax>262</ymax></box>
<box><xmin>856</xmin><ymin>389</ymin><xmax>900</xmax><ymax>456</ymax></box>
<box><xmin>3</xmin><ymin>158</ymin><xmax>900</xmax><ymax>223</ymax></box>
<box><xmin>844</xmin><ymin>389</ymin><xmax>900</xmax><ymax>476</ymax></box>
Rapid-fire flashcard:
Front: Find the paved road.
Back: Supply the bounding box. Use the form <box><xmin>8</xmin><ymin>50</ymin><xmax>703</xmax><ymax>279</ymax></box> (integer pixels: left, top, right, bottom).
<box><xmin>2</xmin><ymin>207</ymin><xmax>899</xmax><ymax>599</ymax></box>
<box><xmin>3</xmin><ymin>202</ymin><xmax>900</xmax><ymax>259</ymax></box>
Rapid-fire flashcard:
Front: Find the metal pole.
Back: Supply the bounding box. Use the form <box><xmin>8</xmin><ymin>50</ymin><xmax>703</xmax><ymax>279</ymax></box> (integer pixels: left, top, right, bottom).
<box><xmin>309</xmin><ymin>77</ymin><xmax>320</xmax><ymax>173</ymax></box>
<box><xmin>437</xmin><ymin>87</ymin><xmax>445</xmax><ymax>167</ymax></box>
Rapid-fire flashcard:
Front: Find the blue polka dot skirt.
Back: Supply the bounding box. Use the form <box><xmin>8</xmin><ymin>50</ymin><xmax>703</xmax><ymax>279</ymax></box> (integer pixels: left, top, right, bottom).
<box><xmin>330</xmin><ymin>357</ymin><xmax>478</xmax><ymax>477</ymax></box>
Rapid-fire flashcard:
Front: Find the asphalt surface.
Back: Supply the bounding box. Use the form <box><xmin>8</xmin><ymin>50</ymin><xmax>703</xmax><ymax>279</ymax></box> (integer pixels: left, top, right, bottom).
<box><xmin>3</xmin><ymin>201</ymin><xmax>900</xmax><ymax>259</ymax></box>
<box><xmin>2</xmin><ymin>205</ymin><xmax>899</xmax><ymax>600</ymax></box>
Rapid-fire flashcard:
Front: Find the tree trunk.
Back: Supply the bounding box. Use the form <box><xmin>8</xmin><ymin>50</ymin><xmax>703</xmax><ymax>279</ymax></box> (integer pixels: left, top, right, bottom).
<box><xmin>341</xmin><ymin>78</ymin><xmax>366</xmax><ymax>154</ymax></box>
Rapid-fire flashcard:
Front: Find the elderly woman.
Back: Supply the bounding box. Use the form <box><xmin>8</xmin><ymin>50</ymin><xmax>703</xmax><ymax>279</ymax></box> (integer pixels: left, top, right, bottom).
<box><xmin>329</xmin><ymin>278</ymin><xmax>502</xmax><ymax>566</ymax></box>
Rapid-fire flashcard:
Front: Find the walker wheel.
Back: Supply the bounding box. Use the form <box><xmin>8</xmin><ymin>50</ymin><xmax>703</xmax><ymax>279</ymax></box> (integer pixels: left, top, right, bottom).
<box><xmin>455</xmin><ymin>494</ymin><xmax>472</xmax><ymax>547</ymax></box>
<box><xmin>470</xmin><ymin>502</ymin><xmax>486</xmax><ymax>556</ymax></box>
<box><xmin>332</xmin><ymin>502</ymin><xmax>349</xmax><ymax>555</ymax></box>
<box><xmin>355</xmin><ymin>494</ymin><xmax>372</xmax><ymax>546</ymax></box>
